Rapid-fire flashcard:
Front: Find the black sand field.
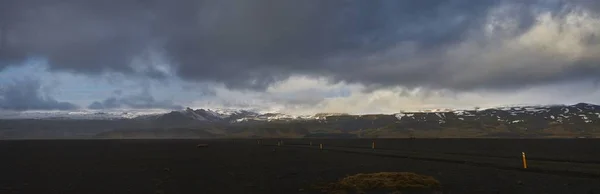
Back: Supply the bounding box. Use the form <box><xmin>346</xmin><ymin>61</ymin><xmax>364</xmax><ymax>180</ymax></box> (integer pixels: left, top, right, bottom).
<box><xmin>2</xmin><ymin>139</ymin><xmax>600</xmax><ymax>194</ymax></box>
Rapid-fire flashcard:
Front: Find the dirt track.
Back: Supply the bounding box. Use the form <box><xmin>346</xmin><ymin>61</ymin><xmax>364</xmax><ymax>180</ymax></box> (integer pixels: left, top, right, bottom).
<box><xmin>2</xmin><ymin>139</ymin><xmax>600</xmax><ymax>194</ymax></box>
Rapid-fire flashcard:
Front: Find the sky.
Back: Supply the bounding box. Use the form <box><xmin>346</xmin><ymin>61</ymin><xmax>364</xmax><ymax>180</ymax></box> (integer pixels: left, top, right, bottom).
<box><xmin>1</xmin><ymin>0</ymin><xmax>600</xmax><ymax>115</ymax></box>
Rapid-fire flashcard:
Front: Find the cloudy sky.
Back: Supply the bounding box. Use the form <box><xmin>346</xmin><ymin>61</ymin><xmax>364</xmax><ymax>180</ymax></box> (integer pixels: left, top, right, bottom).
<box><xmin>1</xmin><ymin>0</ymin><xmax>600</xmax><ymax>115</ymax></box>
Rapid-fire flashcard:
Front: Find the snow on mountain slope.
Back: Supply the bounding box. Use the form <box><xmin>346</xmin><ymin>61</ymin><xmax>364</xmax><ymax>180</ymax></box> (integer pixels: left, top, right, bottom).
<box><xmin>4</xmin><ymin>103</ymin><xmax>600</xmax><ymax>127</ymax></box>
<box><xmin>0</xmin><ymin>110</ymin><xmax>169</xmax><ymax>120</ymax></box>
<box><xmin>393</xmin><ymin>103</ymin><xmax>600</xmax><ymax>125</ymax></box>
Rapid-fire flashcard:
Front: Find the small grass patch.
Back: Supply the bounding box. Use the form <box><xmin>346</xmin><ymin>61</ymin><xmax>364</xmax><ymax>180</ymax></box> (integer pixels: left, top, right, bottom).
<box><xmin>314</xmin><ymin>172</ymin><xmax>441</xmax><ymax>193</ymax></box>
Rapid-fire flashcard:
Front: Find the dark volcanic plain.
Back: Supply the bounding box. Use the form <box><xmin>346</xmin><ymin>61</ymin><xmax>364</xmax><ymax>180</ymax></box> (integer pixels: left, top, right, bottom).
<box><xmin>2</xmin><ymin>139</ymin><xmax>600</xmax><ymax>194</ymax></box>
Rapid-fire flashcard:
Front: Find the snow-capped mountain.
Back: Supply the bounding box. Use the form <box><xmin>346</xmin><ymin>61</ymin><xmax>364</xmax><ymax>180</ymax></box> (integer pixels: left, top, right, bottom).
<box><xmin>133</xmin><ymin>103</ymin><xmax>600</xmax><ymax>133</ymax></box>
<box><xmin>4</xmin><ymin>103</ymin><xmax>600</xmax><ymax>127</ymax></box>
<box><xmin>149</xmin><ymin>108</ymin><xmax>304</xmax><ymax>123</ymax></box>
<box><xmin>4</xmin><ymin>103</ymin><xmax>600</xmax><ymax>139</ymax></box>
<box><xmin>394</xmin><ymin>103</ymin><xmax>600</xmax><ymax>125</ymax></box>
<box><xmin>0</xmin><ymin>110</ymin><xmax>169</xmax><ymax>120</ymax></box>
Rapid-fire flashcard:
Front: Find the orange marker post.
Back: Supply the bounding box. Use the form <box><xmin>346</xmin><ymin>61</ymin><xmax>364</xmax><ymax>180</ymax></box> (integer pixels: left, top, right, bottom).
<box><xmin>522</xmin><ymin>152</ymin><xmax>527</xmax><ymax>169</ymax></box>
<box><xmin>372</xmin><ymin>141</ymin><xmax>375</xmax><ymax>149</ymax></box>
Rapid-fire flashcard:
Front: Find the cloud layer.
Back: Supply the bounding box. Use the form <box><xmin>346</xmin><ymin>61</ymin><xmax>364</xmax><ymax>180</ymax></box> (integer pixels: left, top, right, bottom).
<box><xmin>88</xmin><ymin>85</ymin><xmax>183</xmax><ymax>110</ymax></box>
<box><xmin>0</xmin><ymin>79</ymin><xmax>77</xmax><ymax>111</ymax></box>
<box><xmin>1</xmin><ymin>0</ymin><xmax>599</xmax><ymax>90</ymax></box>
<box><xmin>1</xmin><ymin>0</ymin><xmax>600</xmax><ymax>112</ymax></box>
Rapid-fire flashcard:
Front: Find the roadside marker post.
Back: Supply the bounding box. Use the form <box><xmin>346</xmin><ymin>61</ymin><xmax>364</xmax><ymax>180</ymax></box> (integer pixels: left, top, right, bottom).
<box><xmin>522</xmin><ymin>152</ymin><xmax>527</xmax><ymax>169</ymax></box>
<box><xmin>310</xmin><ymin>141</ymin><xmax>312</xmax><ymax>146</ymax></box>
<box><xmin>372</xmin><ymin>141</ymin><xmax>375</xmax><ymax>150</ymax></box>
<box><xmin>320</xmin><ymin>143</ymin><xmax>323</xmax><ymax>150</ymax></box>
<box><xmin>277</xmin><ymin>141</ymin><xmax>281</xmax><ymax>146</ymax></box>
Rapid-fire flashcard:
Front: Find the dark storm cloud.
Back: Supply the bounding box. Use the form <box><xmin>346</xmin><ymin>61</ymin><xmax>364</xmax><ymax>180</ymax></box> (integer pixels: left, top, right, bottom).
<box><xmin>0</xmin><ymin>79</ymin><xmax>78</xmax><ymax>110</ymax></box>
<box><xmin>88</xmin><ymin>88</ymin><xmax>182</xmax><ymax>110</ymax></box>
<box><xmin>159</xmin><ymin>0</ymin><xmax>505</xmax><ymax>90</ymax></box>
<box><xmin>1</xmin><ymin>0</ymin><xmax>599</xmax><ymax>91</ymax></box>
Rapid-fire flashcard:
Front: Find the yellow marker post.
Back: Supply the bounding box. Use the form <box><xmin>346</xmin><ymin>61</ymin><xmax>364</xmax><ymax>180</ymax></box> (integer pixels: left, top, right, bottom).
<box><xmin>522</xmin><ymin>152</ymin><xmax>527</xmax><ymax>169</ymax></box>
<box><xmin>319</xmin><ymin>143</ymin><xmax>323</xmax><ymax>150</ymax></box>
<box><xmin>372</xmin><ymin>141</ymin><xmax>375</xmax><ymax>149</ymax></box>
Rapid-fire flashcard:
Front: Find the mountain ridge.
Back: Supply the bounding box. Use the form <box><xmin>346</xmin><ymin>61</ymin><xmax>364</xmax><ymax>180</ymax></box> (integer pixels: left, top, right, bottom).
<box><xmin>3</xmin><ymin>102</ymin><xmax>599</xmax><ymax>121</ymax></box>
<box><xmin>145</xmin><ymin>102</ymin><xmax>600</xmax><ymax>124</ymax></box>
<box><xmin>3</xmin><ymin>103</ymin><xmax>600</xmax><ymax>139</ymax></box>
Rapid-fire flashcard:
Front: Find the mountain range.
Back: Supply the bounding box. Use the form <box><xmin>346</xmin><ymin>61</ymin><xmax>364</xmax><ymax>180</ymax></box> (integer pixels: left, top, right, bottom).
<box><xmin>2</xmin><ymin>103</ymin><xmax>600</xmax><ymax>139</ymax></box>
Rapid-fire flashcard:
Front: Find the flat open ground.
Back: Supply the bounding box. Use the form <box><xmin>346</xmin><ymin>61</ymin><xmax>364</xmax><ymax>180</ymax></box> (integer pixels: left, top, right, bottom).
<box><xmin>2</xmin><ymin>139</ymin><xmax>600</xmax><ymax>194</ymax></box>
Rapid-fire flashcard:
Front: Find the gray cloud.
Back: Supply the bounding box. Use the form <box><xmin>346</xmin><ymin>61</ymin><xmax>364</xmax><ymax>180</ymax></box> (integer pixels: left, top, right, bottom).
<box><xmin>119</xmin><ymin>94</ymin><xmax>183</xmax><ymax>110</ymax></box>
<box><xmin>181</xmin><ymin>83</ymin><xmax>217</xmax><ymax>97</ymax></box>
<box><xmin>1</xmin><ymin>0</ymin><xmax>600</xmax><ymax>92</ymax></box>
<box><xmin>88</xmin><ymin>88</ymin><xmax>182</xmax><ymax>110</ymax></box>
<box><xmin>112</xmin><ymin>90</ymin><xmax>122</xmax><ymax>96</ymax></box>
<box><xmin>88</xmin><ymin>97</ymin><xmax>120</xmax><ymax>109</ymax></box>
<box><xmin>0</xmin><ymin>79</ymin><xmax>78</xmax><ymax>110</ymax></box>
